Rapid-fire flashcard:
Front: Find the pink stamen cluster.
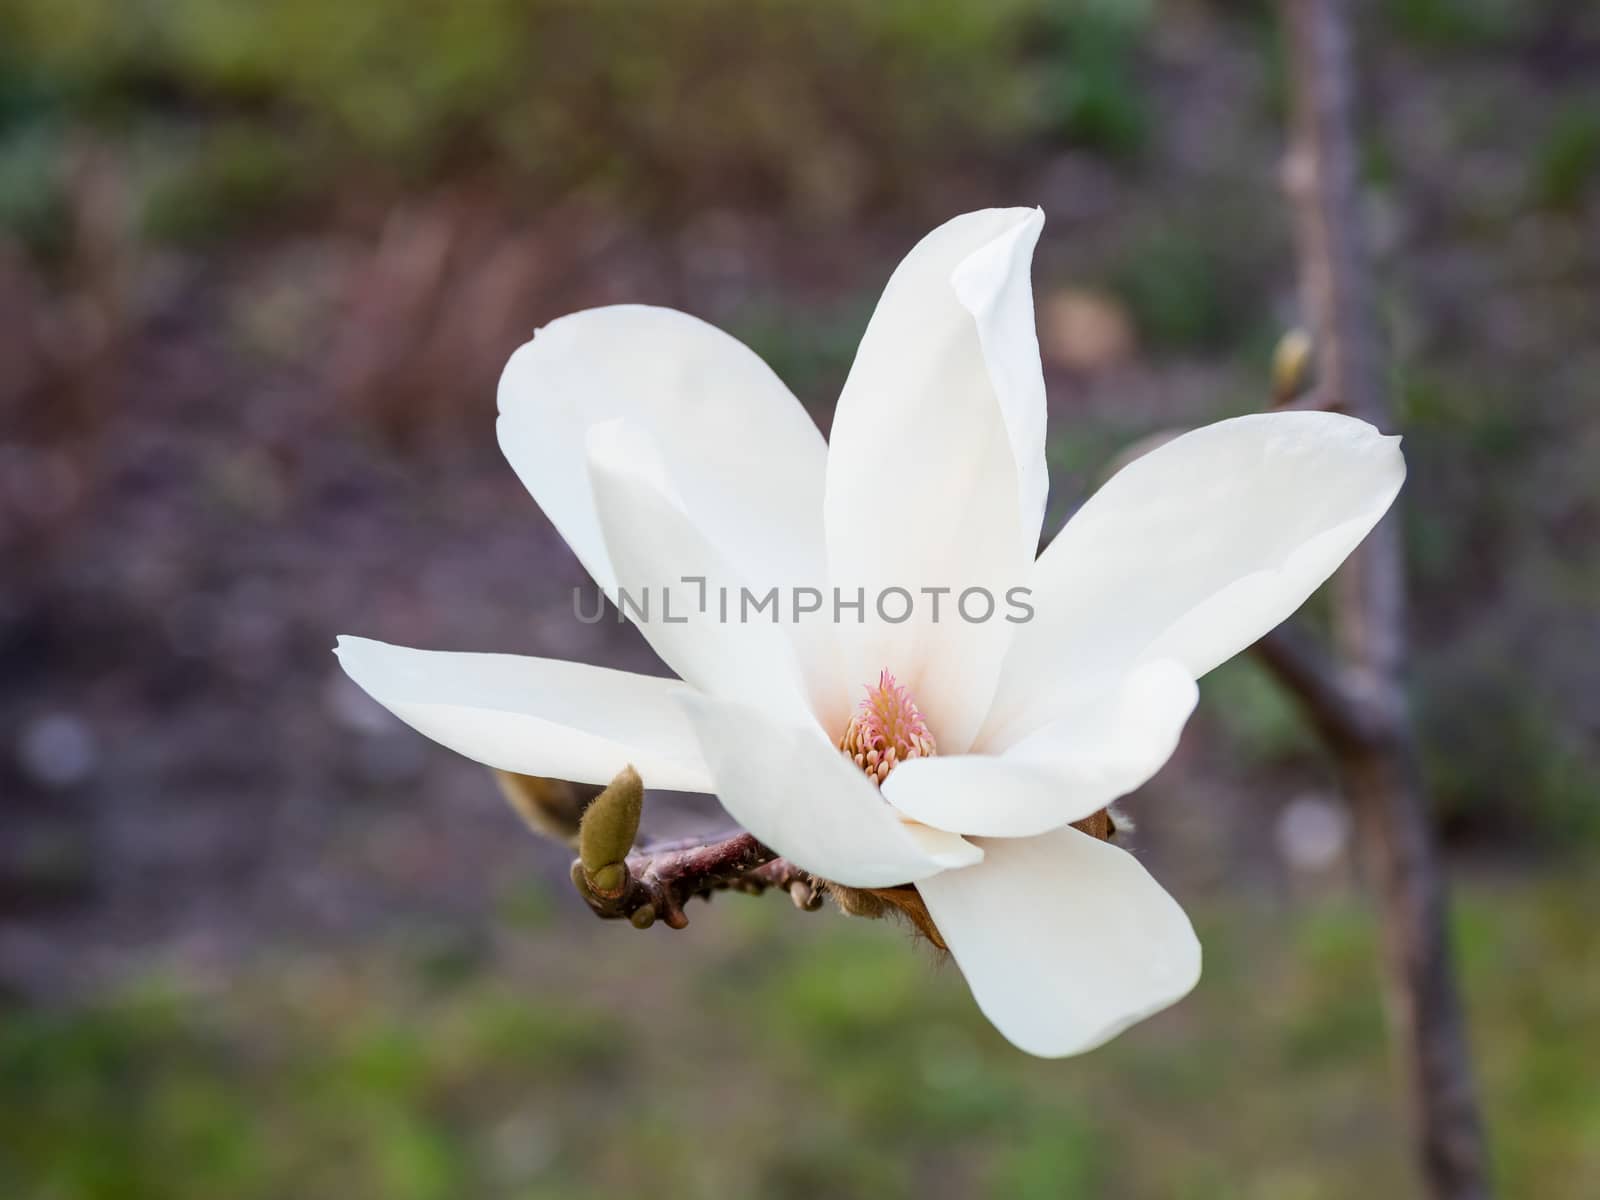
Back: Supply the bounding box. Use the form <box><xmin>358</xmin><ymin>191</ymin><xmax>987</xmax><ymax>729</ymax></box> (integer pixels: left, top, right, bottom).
<box><xmin>838</xmin><ymin>669</ymin><xmax>937</xmax><ymax>784</ymax></box>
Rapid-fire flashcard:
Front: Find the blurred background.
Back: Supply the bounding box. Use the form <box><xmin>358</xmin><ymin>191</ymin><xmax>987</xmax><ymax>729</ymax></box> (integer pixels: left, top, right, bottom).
<box><xmin>1</xmin><ymin>0</ymin><xmax>1596</xmax><ymax>1195</ymax></box>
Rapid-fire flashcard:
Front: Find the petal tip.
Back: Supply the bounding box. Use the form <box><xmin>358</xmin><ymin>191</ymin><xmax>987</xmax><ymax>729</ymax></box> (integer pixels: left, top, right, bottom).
<box><xmin>1009</xmin><ymin>930</ymin><xmax>1203</xmax><ymax>1059</ymax></box>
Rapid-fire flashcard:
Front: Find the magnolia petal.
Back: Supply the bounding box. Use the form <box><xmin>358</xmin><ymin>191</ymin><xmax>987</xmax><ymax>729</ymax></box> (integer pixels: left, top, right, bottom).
<box><xmin>497</xmin><ymin>305</ymin><xmax>829</xmax><ymax>602</ymax></box>
<box><xmin>824</xmin><ymin>208</ymin><xmax>1046</xmax><ymax>754</ymax></box>
<box><xmin>333</xmin><ymin>636</ymin><xmax>711</xmax><ymax>792</ymax></box>
<box><xmin>586</xmin><ymin>420</ymin><xmax>815</xmax><ymax>719</ymax></box>
<box><xmin>950</xmin><ymin>210</ymin><xmax>1050</xmax><ymax>547</ymax></box>
<box><xmin>678</xmin><ymin>694</ymin><xmax>982</xmax><ymax>889</ymax></box>
<box><xmin>916</xmin><ymin>826</ymin><xmax>1201</xmax><ymax>1057</ymax></box>
<box><xmin>981</xmin><ymin>412</ymin><xmax>1404</xmax><ymax>748</ymax></box>
<box><xmin>882</xmin><ymin>660</ymin><xmax>1197</xmax><ymax>838</ymax></box>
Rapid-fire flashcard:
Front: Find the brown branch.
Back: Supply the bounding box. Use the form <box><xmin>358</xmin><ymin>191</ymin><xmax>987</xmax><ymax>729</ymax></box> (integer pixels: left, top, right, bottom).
<box><xmin>1280</xmin><ymin>1</ymin><xmax>1490</xmax><ymax>1196</ymax></box>
<box><xmin>572</xmin><ymin>831</ymin><xmax>787</xmax><ymax>930</ymax></box>
<box><xmin>564</xmin><ymin>790</ymin><xmax>1125</xmax><ymax>947</ymax></box>
<box><xmin>631</xmin><ymin>830</ymin><xmax>746</xmax><ymax>857</ymax></box>
<box><xmin>742</xmin><ymin>858</ymin><xmax>826</xmax><ymax>910</ymax></box>
<box><xmin>1252</xmin><ymin>623</ymin><xmax>1381</xmax><ymax>752</ymax></box>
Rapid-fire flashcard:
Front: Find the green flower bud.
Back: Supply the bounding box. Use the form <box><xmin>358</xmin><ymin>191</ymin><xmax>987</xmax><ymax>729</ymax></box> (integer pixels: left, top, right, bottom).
<box><xmin>588</xmin><ymin>862</ymin><xmax>627</xmax><ymax>898</ymax></box>
<box><xmin>1272</xmin><ymin>327</ymin><xmax>1316</xmax><ymax>404</ymax></box>
<box><xmin>578</xmin><ymin>765</ymin><xmax>643</xmax><ymax>877</ymax></box>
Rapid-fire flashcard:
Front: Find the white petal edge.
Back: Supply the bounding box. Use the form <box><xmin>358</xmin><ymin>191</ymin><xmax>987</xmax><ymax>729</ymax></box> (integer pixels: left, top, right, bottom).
<box><xmin>883</xmin><ymin>660</ymin><xmax>1197</xmax><ymax>838</ymax></box>
<box><xmin>586</xmin><ymin>419</ymin><xmax>819</xmax><ymax>721</ymax></box>
<box><xmin>916</xmin><ymin>826</ymin><xmax>1201</xmax><ymax>1057</ymax></box>
<box><xmin>980</xmin><ymin>411</ymin><xmax>1404</xmax><ymax>748</ymax></box>
<box><xmin>824</xmin><ymin>208</ymin><xmax>1046</xmax><ymax>754</ymax></box>
<box><xmin>333</xmin><ymin>636</ymin><xmax>712</xmax><ymax>792</ymax></box>
<box><xmin>678</xmin><ymin>693</ymin><xmax>982</xmax><ymax>889</ymax></box>
<box><xmin>497</xmin><ymin>305</ymin><xmax>829</xmax><ymax>602</ymax></box>
<box><xmin>951</xmin><ymin>207</ymin><xmax>1049</xmax><ymax>548</ymax></box>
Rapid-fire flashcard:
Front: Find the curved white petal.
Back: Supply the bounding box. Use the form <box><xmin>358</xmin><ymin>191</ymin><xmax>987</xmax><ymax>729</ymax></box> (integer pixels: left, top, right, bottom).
<box><xmin>586</xmin><ymin>420</ymin><xmax>815</xmax><ymax>720</ymax></box>
<box><xmin>981</xmin><ymin>412</ymin><xmax>1404</xmax><ymax>747</ymax></box>
<box><xmin>824</xmin><ymin>208</ymin><xmax>1047</xmax><ymax>754</ymax></box>
<box><xmin>497</xmin><ymin>304</ymin><xmax>829</xmax><ymax>603</ymax></box>
<box><xmin>678</xmin><ymin>694</ymin><xmax>982</xmax><ymax>888</ymax></box>
<box><xmin>951</xmin><ymin>212</ymin><xmax>1051</xmax><ymax>544</ymax></box>
<box><xmin>883</xmin><ymin>660</ymin><xmax>1197</xmax><ymax>838</ymax></box>
<box><xmin>916</xmin><ymin>827</ymin><xmax>1201</xmax><ymax>1057</ymax></box>
<box><xmin>333</xmin><ymin>636</ymin><xmax>711</xmax><ymax>792</ymax></box>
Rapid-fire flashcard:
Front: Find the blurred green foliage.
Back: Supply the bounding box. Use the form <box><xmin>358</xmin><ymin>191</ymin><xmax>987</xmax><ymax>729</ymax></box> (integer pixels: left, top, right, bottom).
<box><xmin>0</xmin><ymin>0</ymin><xmax>1064</xmax><ymax>240</ymax></box>
<box><xmin>1382</xmin><ymin>0</ymin><xmax>1522</xmax><ymax>48</ymax></box>
<box><xmin>1394</xmin><ymin>366</ymin><xmax>1600</xmax><ymax>846</ymax></box>
<box><xmin>1033</xmin><ymin>0</ymin><xmax>1153</xmax><ymax>158</ymax></box>
<box><xmin>0</xmin><ymin>0</ymin><xmax>1273</xmax><ymax>248</ymax></box>
<box><xmin>1532</xmin><ymin>101</ymin><xmax>1600</xmax><ymax>211</ymax></box>
<box><xmin>728</xmin><ymin>292</ymin><xmax>878</xmax><ymax>415</ymax></box>
<box><xmin>1420</xmin><ymin>679</ymin><xmax>1600</xmax><ymax>845</ymax></box>
<box><xmin>1</xmin><ymin>877</ymin><xmax>1595</xmax><ymax>1198</ymax></box>
<box><xmin>1201</xmin><ymin>653</ymin><xmax>1320</xmax><ymax>767</ymax></box>
<box><xmin>138</xmin><ymin>124</ymin><xmax>306</xmax><ymax>244</ymax></box>
<box><xmin>1111</xmin><ymin>228</ymin><xmax>1244</xmax><ymax>351</ymax></box>
<box><xmin>0</xmin><ymin>122</ymin><xmax>69</xmax><ymax>257</ymax></box>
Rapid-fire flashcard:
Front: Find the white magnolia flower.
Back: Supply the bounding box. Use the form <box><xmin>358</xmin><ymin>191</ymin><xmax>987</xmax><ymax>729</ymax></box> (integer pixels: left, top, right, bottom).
<box><xmin>337</xmin><ymin>207</ymin><xmax>1404</xmax><ymax>1057</ymax></box>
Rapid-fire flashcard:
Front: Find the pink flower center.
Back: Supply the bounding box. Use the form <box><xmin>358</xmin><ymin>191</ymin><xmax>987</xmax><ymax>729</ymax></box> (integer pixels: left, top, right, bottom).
<box><xmin>838</xmin><ymin>670</ymin><xmax>937</xmax><ymax>784</ymax></box>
